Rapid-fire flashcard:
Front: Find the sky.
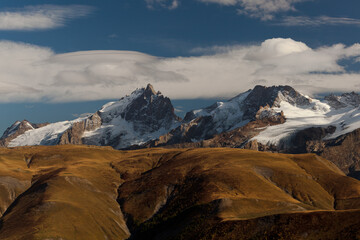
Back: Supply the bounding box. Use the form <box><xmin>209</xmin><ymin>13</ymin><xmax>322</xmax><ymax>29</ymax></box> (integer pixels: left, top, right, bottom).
<box><xmin>1</xmin><ymin>0</ymin><xmax>360</xmax><ymax>133</ymax></box>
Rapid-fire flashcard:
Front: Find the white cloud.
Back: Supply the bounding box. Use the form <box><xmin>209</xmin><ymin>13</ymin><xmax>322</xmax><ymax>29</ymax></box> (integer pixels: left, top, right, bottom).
<box><xmin>246</xmin><ymin>38</ymin><xmax>310</xmax><ymax>59</ymax></box>
<box><xmin>0</xmin><ymin>38</ymin><xmax>360</xmax><ymax>102</ymax></box>
<box><xmin>0</xmin><ymin>5</ymin><xmax>94</xmax><ymax>31</ymax></box>
<box><xmin>198</xmin><ymin>0</ymin><xmax>309</xmax><ymax>20</ymax></box>
<box><xmin>145</xmin><ymin>0</ymin><xmax>179</xmax><ymax>10</ymax></box>
<box><xmin>277</xmin><ymin>16</ymin><xmax>360</xmax><ymax>26</ymax></box>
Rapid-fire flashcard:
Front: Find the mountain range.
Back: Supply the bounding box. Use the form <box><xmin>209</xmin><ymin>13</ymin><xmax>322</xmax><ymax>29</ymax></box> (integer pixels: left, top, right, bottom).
<box><xmin>2</xmin><ymin>83</ymin><xmax>360</xmax><ymax>178</ymax></box>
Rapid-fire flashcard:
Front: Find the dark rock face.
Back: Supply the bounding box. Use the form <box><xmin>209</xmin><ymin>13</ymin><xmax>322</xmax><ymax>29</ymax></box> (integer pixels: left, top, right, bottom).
<box><xmin>319</xmin><ymin>129</ymin><xmax>360</xmax><ymax>176</ymax></box>
<box><xmin>0</xmin><ymin>120</ymin><xmax>49</xmax><ymax>147</ymax></box>
<box><xmin>117</xmin><ymin>84</ymin><xmax>180</xmax><ymax>133</ymax></box>
<box><xmin>289</xmin><ymin>126</ymin><xmax>337</xmax><ymax>153</ymax></box>
<box><xmin>59</xmin><ymin>112</ymin><xmax>102</xmax><ymax>145</ymax></box>
<box><xmin>240</xmin><ymin>85</ymin><xmax>310</xmax><ymax>121</ymax></box>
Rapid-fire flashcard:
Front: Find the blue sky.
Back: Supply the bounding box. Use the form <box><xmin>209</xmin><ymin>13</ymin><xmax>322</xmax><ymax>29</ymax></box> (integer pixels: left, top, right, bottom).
<box><xmin>1</xmin><ymin>0</ymin><xmax>360</xmax><ymax>133</ymax></box>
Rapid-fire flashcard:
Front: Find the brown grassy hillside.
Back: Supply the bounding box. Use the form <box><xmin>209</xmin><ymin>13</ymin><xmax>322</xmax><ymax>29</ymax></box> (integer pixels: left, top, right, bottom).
<box><xmin>0</xmin><ymin>146</ymin><xmax>359</xmax><ymax>239</ymax></box>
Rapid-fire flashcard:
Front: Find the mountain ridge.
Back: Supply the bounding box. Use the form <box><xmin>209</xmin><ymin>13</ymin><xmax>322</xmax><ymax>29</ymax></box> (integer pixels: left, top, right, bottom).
<box><xmin>1</xmin><ymin>84</ymin><xmax>181</xmax><ymax>149</ymax></box>
<box><xmin>2</xmin><ymin>84</ymin><xmax>360</xmax><ymax>179</ymax></box>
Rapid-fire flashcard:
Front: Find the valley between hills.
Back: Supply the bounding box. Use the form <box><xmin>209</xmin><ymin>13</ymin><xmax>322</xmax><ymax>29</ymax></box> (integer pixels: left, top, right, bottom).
<box><xmin>0</xmin><ymin>145</ymin><xmax>360</xmax><ymax>239</ymax></box>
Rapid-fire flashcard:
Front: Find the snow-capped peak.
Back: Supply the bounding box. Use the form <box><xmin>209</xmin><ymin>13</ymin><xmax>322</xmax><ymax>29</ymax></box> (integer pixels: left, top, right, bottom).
<box><xmin>1</xmin><ymin>120</ymin><xmax>34</xmax><ymax>139</ymax></box>
<box><xmin>4</xmin><ymin>84</ymin><xmax>181</xmax><ymax>149</ymax></box>
<box><xmin>183</xmin><ymin>85</ymin><xmax>310</xmax><ymax>135</ymax></box>
<box><xmin>84</xmin><ymin>84</ymin><xmax>181</xmax><ymax>148</ymax></box>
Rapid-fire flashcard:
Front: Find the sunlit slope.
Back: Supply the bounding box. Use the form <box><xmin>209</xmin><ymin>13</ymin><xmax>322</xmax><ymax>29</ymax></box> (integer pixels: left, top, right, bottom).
<box><xmin>0</xmin><ymin>146</ymin><xmax>130</xmax><ymax>240</ymax></box>
<box><xmin>0</xmin><ymin>149</ymin><xmax>32</xmax><ymax>216</ymax></box>
<box><xmin>0</xmin><ymin>146</ymin><xmax>360</xmax><ymax>239</ymax></box>
<box><xmin>116</xmin><ymin>149</ymin><xmax>360</xmax><ymax>221</ymax></box>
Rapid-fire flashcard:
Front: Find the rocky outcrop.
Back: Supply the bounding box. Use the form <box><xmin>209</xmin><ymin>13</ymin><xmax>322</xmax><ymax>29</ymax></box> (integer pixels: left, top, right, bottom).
<box><xmin>59</xmin><ymin>112</ymin><xmax>102</xmax><ymax>145</ymax></box>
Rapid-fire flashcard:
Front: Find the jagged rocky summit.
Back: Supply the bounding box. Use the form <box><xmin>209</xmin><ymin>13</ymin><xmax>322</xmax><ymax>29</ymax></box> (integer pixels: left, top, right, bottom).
<box><xmin>2</xmin><ymin>84</ymin><xmax>360</xmax><ymax>179</ymax></box>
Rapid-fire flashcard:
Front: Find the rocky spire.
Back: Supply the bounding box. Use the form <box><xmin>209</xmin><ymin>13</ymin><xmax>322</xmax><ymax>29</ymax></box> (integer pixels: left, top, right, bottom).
<box><xmin>145</xmin><ymin>83</ymin><xmax>157</xmax><ymax>95</ymax></box>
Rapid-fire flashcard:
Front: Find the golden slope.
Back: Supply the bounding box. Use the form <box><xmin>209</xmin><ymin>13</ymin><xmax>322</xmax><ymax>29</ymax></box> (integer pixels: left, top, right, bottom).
<box><xmin>0</xmin><ymin>146</ymin><xmax>130</xmax><ymax>240</ymax></box>
<box><xmin>118</xmin><ymin>148</ymin><xmax>360</xmax><ymax>220</ymax></box>
<box><xmin>0</xmin><ymin>146</ymin><xmax>359</xmax><ymax>239</ymax></box>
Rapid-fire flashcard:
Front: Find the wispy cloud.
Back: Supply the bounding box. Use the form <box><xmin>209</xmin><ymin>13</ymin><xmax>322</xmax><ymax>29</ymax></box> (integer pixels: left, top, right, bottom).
<box><xmin>145</xmin><ymin>0</ymin><xmax>179</xmax><ymax>10</ymax></box>
<box><xmin>0</xmin><ymin>5</ymin><xmax>94</xmax><ymax>31</ymax></box>
<box><xmin>146</xmin><ymin>0</ymin><xmax>360</xmax><ymax>28</ymax></box>
<box><xmin>148</xmin><ymin>0</ymin><xmax>311</xmax><ymax>21</ymax></box>
<box><xmin>276</xmin><ymin>16</ymin><xmax>360</xmax><ymax>26</ymax></box>
<box><xmin>200</xmin><ymin>0</ymin><xmax>310</xmax><ymax>20</ymax></box>
<box><xmin>0</xmin><ymin>38</ymin><xmax>360</xmax><ymax>102</ymax></box>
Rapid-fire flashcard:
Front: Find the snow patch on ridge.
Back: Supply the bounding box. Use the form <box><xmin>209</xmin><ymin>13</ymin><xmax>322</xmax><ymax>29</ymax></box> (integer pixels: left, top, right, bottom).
<box><xmin>8</xmin><ymin>118</ymin><xmax>83</xmax><ymax>147</ymax></box>
<box><xmin>189</xmin><ymin>90</ymin><xmax>251</xmax><ymax>134</ymax></box>
<box><xmin>100</xmin><ymin>88</ymin><xmax>143</xmax><ymax>114</ymax></box>
<box><xmin>253</xmin><ymin>97</ymin><xmax>360</xmax><ymax>146</ymax></box>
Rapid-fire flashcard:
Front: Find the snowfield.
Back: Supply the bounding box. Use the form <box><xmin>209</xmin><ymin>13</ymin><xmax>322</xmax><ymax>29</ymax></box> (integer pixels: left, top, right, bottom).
<box><xmin>8</xmin><ymin>119</ymin><xmax>84</xmax><ymax>147</ymax></box>
<box><xmin>252</xmin><ymin>98</ymin><xmax>360</xmax><ymax>146</ymax></box>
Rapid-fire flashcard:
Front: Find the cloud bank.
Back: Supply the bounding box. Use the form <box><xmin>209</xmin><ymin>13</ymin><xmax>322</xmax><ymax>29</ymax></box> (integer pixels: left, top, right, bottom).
<box><xmin>0</xmin><ymin>38</ymin><xmax>360</xmax><ymax>102</ymax></box>
<box><xmin>0</xmin><ymin>5</ymin><xmax>94</xmax><ymax>31</ymax></box>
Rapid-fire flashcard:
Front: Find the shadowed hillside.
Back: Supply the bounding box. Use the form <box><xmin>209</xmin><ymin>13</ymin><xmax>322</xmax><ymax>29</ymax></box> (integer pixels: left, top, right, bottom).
<box><xmin>0</xmin><ymin>146</ymin><xmax>359</xmax><ymax>239</ymax></box>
